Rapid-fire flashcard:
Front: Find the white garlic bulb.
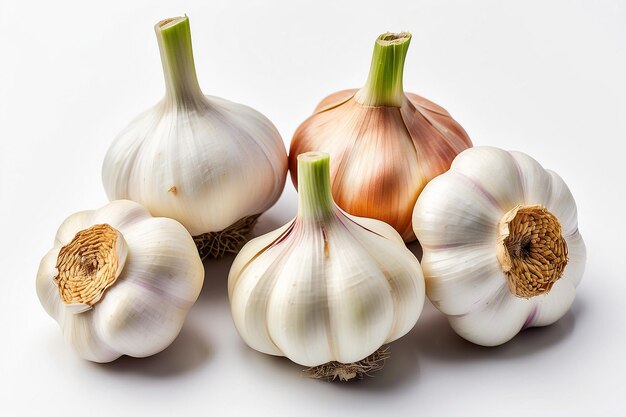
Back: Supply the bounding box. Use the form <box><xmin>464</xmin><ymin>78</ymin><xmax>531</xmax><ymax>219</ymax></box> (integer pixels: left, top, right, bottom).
<box><xmin>102</xmin><ymin>16</ymin><xmax>287</xmax><ymax>259</ymax></box>
<box><xmin>229</xmin><ymin>152</ymin><xmax>425</xmax><ymax>380</ymax></box>
<box><xmin>36</xmin><ymin>200</ymin><xmax>204</xmax><ymax>362</ymax></box>
<box><xmin>413</xmin><ymin>146</ymin><xmax>586</xmax><ymax>346</ymax></box>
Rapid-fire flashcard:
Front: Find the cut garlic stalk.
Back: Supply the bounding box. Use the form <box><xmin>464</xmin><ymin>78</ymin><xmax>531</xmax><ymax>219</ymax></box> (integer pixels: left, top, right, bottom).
<box><xmin>36</xmin><ymin>200</ymin><xmax>204</xmax><ymax>362</ymax></box>
<box><xmin>102</xmin><ymin>16</ymin><xmax>288</xmax><ymax>259</ymax></box>
<box><xmin>289</xmin><ymin>32</ymin><xmax>471</xmax><ymax>242</ymax></box>
<box><xmin>228</xmin><ymin>152</ymin><xmax>425</xmax><ymax>380</ymax></box>
<box><xmin>413</xmin><ymin>146</ymin><xmax>586</xmax><ymax>346</ymax></box>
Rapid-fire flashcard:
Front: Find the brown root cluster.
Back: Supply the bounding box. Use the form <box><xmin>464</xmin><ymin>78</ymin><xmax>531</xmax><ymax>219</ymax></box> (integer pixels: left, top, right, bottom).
<box><xmin>497</xmin><ymin>205</ymin><xmax>568</xmax><ymax>298</ymax></box>
<box><xmin>193</xmin><ymin>214</ymin><xmax>261</xmax><ymax>260</ymax></box>
<box><xmin>55</xmin><ymin>224</ymin><xmax>121</xmax><ymax>306</ymax></box>
<box><xmin>303</xmin><ymin>347</ymin><xmax>390</xmax><ymax>382</ymax></box>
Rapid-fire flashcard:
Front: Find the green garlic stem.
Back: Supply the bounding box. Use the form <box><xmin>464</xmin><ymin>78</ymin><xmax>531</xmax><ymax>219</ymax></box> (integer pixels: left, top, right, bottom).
<box><xmin>155</xmin><ymin>16</ymin><xmax>203</xmax><ymax>103</ymax></box>
<box><xmin>297</xmin><ymin>152</ymin><xmax>335</xmax><ymax>222</ymax></box>
<box><xmin>355</xmin><ymin>32</ymin><xmax>411</xmax><ymax>107</ymax></box>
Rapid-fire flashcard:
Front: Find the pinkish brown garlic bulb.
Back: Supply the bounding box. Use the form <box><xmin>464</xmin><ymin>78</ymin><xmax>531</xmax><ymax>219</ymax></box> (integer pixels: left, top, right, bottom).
<box><xmin>289</xmin><ymin>32</ymin><xmax>472</xmax><ymax>242</ymax></box>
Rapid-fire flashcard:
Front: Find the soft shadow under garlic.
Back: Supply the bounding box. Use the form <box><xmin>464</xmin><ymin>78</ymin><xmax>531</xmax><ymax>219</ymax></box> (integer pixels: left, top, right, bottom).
<box><xmin>238</xmin><ymin>343</ymin><xmax>304</xmax><ymax>379</ymax></box>
<box><xmin>412</xmin><ymin>298</ymin><xmax>582</xmax><ymax>363</ymax></box>
<box><xmin>237</xmin><ymin>340</ymin><xmax>420</xmax><ymax>390</ymax></box>
<box><xmin>95</xmin><ymin>323</ymin><xmax>211</xmax><ymax>377</ymax></box>
<box><xmin>327</xmin><ymin>341</ymin><xmax>421</xmax><ymax>392</ymax></box>
<box><xmin>198</xmin><ymin>253</ymin><xmax>236</xmax><ymax>302</ymax></box>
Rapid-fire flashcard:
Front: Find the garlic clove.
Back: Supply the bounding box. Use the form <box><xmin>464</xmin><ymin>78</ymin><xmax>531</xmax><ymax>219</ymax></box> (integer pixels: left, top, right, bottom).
<box><xmin>448</xmin><ymin>286</ymin><xmax>533</xmax><ymax>347</ymax></box>
<box><xmin>90</xmin><ymin>199</ymin><xmax>154</xmax><ymax>232</ymax></box>
<box><xmin>119</xmin><ymin>218</ymin><xmax>204</xmax><ymax>308</ymax></box>
<box><xmin>36</xmin><ymin>248</ymin><xmax>62</xmax><ymax>320</ymax></box>
<box><xmin>509</xmin><ymin>151</ymin><xmax>554</xmax><ymax>206</ymax></box>
<box><xmin>527</xmin><ymin>281</ymin><xmax>577</xmax><ymax>327</ymax></box>
<box><xmin>424</xmin><ymin>245</ymin><xmax>506</xmax><ymax>316</ymax></box>
<box><xmin>334</xmin><ymin>105</ymin><xmax>423</xmax><ymax>240</ymax></box>
<box><xmin>562</xmin><ymin>232</ymin><xmax>587</xmax><ymax>287</ymax></box>
<box><xmin>401</xmin><ymin>95</ymin><xmax>470</xmax><ymax>181</ymax></box>
<box><xmin>93</xmin><ymin>283</ymin><xmax>189</xmax><ymax>358</ymax></box>
<box><xmin>509</xmin><ymin>150</ymin><xmax>579</xmax><ymax>235</ymax></box>
<box><xmin>227</xmin><ymin>222</ymin><xmax>293</xmax><ymax>299</ymax></box>
<box><xmin>229</xmin><ymin>238</ymin><xmax>291</xmax><ymax>356</ymax></box>
<box><xmin>336</xmin><ymin>213</ymin><xmax>423</xmax><ymax>340</ymax></box>
<box><xmin>449</xmin><ymin>147</ymin><xmax>524</xmax><ymax>211</ymax></box>
<box><xmin>59</xmin><ymin>308</ymin><xmax>119</xmax><ymax>363</ymax></box>
<box><xmin>414</xmin><ymin>174</ymin><xmax>502</xmax><ymax>248</ymax></box>
<box><xmin>545</xmin><ymin>170</ymin><xmax>580</xmax><ymax>236</ymax></box>
<box><xmin>54</xmin><ymin>210</ymin><xmax>95</xmax><ymax>247</ymax></box>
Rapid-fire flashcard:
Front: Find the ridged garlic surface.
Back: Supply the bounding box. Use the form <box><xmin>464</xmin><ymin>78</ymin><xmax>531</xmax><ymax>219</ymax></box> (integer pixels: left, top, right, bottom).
<box><xmin>229</xmin><ymin>152</ymin><xmax>424</xmax><ymax>374</ymax></box>
<box><xmin>36</xmin><ymin>200</ymin><xmax>204</xmax><ymax>362</ymax></box>
<box><xmin>413</xmin><ymin>146</ymin><xmax>586</xmax><ymax>346</ymax></box>
<box><xmin>102</xmin><ymin>16</ymin><xmax>287</xmax><ymax>258</ymax></box>
<box><xmin>289</xmin><ymin>32</ymin><xmax>471</xmax><ymax>242</ymax></box>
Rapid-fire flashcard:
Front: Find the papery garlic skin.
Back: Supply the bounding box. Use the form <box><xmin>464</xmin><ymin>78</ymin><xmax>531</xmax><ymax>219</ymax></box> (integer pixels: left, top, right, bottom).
<box><xmin>289</xmin><ymin>32</ymin><xmax>471</xmax><ymax>242</ymax></box>
<box><xmin>229</xmin><ymin>152</ymin><xmax>425</xmax><ymax>367</ymax></box>
<box><xmin>36</xmin><ymin>200</ymin><xmax>204</xmax><ymax>362</ymax></box>
<box><xmin>413</xmin><ymin>147</ymin><xmax>586</xmax><ymax>346</ymax></box>
<box><xmin>102</xmin><ymin>16</ymin><xmax>287</xmax><ymax>240</ymax></box>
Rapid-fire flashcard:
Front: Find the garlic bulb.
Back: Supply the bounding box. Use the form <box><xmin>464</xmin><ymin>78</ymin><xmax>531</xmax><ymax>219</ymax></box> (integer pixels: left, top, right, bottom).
<box><xmin>413</xmin><ymin>146</ymin><xmax>586</xmax><ymax>346</ymax></box>
<box><xmin>36</xmin><ymin>200</ymin><xmax>204</xmax><ymax>362</ymax></box>
<box><xmin>102</xmin><ymin>16</ymin><xmax>288</xmax><ymax>259</ymax></box>
<box><xmin>289</xmin><ymin>32</ymin><xmax>472</xmax><ymax>242</ymax></box>
<box><xmin>228</xmin><ymin>152</ymin><xmax>425</xmax><ymax>380</ymax></box>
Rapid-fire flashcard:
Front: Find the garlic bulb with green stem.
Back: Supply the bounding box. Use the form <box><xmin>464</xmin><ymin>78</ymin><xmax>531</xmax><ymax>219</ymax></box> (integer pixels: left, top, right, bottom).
<box><xmin>413</xmin><ymin>146</ymin><xmax>586</xmax><ymax>346</ymax></box>
<box><xmin>289</xmin><ymin>32</ymin><xmax>472</xmax><ymax>242</ymax></box>
<box><xmin>102</xmin><ymin>16</ymin><xmax>288</xmax><ymax>259</ymax></box>
<box><xmin>36</xmin><ymin>200</ymin><xmax>204</xmax><ymax>362</ymax></box>
<box><xmin>228</xmin><ymin>152</ymin><xmax>425</xmax><ymax>381</ymax></box>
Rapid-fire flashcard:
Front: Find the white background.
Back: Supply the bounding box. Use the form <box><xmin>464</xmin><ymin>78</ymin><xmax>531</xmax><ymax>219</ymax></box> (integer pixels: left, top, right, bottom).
<box><xmin>1</xmin><ymin>0</ymin><xmax>625</xmax><ymax>416</ymax></box>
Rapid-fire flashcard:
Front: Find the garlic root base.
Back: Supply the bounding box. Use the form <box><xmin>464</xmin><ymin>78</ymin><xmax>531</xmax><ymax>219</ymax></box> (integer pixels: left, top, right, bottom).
<box><xmin>302</xmin><ymin>347</ymin><xmax>390</xmax><ymax>382</ymax></box>
<box><xmin>193</xmin><ymin>214</ymin><xmax>261</xmax><ymax>259</ymax></box>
